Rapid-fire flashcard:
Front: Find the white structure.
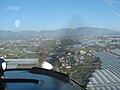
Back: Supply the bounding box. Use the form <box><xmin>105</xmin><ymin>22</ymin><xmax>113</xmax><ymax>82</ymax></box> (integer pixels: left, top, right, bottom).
<box><xmin>4</xmin><ymin>59</ymin><xmax>39</xmax><ymax>69</ymax></box>
<box><xmin>87</xmin><ymin>51</ymin><xmax>120</xmax><ymax>90</ymax></box>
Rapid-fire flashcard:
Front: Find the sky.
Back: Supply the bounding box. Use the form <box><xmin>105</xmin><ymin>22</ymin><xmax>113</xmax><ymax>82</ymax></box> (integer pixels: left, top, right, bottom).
<box><xmin>0</xmin><ymin>0</ymin><xmax>120</xmax><ymax>31</ymax></box>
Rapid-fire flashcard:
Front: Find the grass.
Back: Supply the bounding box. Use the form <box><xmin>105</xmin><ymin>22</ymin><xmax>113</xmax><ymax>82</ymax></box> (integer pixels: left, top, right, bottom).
<box><xmin>59</xmin><ymin>65</ymin><xmax>96</xmax><ymax>85</ymax></box>
<box><xmin>44</xmin><ymin>40</ymin><xmax>56</xmax><ymax>46</ymax></box>
<box><xmin>17</xmin><ymin>64</ymin><xmax>37</xmax><ymax>68</ymax></box>
<box><xmin>67</xmin><ymin>46</ymin><xmax>102</xmax><ymax>52</ymax></box>
<box><xmin>83</xmin><ymin>55</ymin><xmax>96</xmax><ymax>64</ymax></box>
<box><xmin>57</xmin><ymin>49</ymin><xmax>98</xmax><ymax>85</ymax></box>
<box><xmin>0</xmin><ymin>50</ymin><xmax>22</xmax><ymax>55</ymax></box>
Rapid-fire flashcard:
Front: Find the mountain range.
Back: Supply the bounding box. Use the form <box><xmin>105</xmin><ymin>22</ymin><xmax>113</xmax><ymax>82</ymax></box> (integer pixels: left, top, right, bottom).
<box><xmin>0</xmin><ymin>27</ymin><xmax>119</xmax><ymax>40</ymax></box>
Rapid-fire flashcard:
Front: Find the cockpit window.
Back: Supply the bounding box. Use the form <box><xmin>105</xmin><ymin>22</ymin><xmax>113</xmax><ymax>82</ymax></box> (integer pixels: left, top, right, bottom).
<box><xmin>0</xmin><ymin>0</ymin><xmax>120</xmax><ymax>89</ymax></box>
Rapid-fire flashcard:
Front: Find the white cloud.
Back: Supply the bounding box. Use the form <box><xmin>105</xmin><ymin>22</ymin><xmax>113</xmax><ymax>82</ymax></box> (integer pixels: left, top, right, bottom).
<box><xmin>7</xmin><ymin>6</ymin><xmax>22</xmax><ymax>11</ymax></box>
<box><xmin>15</xmin><ymin>19</ymin><xmax>20</xmax><ymax>28</ymax></box>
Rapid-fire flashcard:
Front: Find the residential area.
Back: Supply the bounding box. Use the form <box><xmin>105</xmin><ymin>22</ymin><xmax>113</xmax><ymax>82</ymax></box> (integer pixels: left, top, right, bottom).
<box><xmin>1</xmin><ymin>34</ymin><xmax>120</xmax><ymax>89</ymax></box>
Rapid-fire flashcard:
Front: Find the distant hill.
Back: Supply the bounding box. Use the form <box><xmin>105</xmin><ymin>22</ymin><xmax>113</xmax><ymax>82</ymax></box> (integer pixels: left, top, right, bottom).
<box><xmin>65</xmin><ymin>27</ymin><xmax>118</xmax><ymax>36</ymax></box>
<box><xmin>0</xmin><ymin>27</ymin><xmax>119</xmax><ymax>40</ymax></box>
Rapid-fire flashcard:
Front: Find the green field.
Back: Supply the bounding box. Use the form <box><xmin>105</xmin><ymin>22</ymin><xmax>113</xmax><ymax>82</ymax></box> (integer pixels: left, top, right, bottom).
<box><xmin>44</xmin><ymin>40</ymin><xmax>56</xmax><ymax>46</ymax></box>
<box><xmin>67</xmin><ymin>46</ymin><xmax>101</xmax><ymax>52</ymax></box>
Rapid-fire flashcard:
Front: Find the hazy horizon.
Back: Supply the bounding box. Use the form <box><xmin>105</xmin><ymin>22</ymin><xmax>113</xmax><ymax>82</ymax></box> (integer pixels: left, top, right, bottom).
<box><xmin>0</xmin><ymin>26</ymin><xmax>119</xmax><ymax>32</ymax></box>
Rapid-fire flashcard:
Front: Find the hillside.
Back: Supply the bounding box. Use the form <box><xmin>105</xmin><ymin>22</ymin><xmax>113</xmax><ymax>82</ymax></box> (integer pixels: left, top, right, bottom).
<box><xmin>0</xmin><ymin>27</ymin><xmax>119</xmax><ymax>40</ymax></box>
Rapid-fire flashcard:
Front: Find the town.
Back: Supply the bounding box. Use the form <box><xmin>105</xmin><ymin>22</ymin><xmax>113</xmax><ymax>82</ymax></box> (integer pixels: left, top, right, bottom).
<box><xmin>1</xmin><ymin>34</ymin><xmax>120</xmax><ymax>89</ymax></box>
